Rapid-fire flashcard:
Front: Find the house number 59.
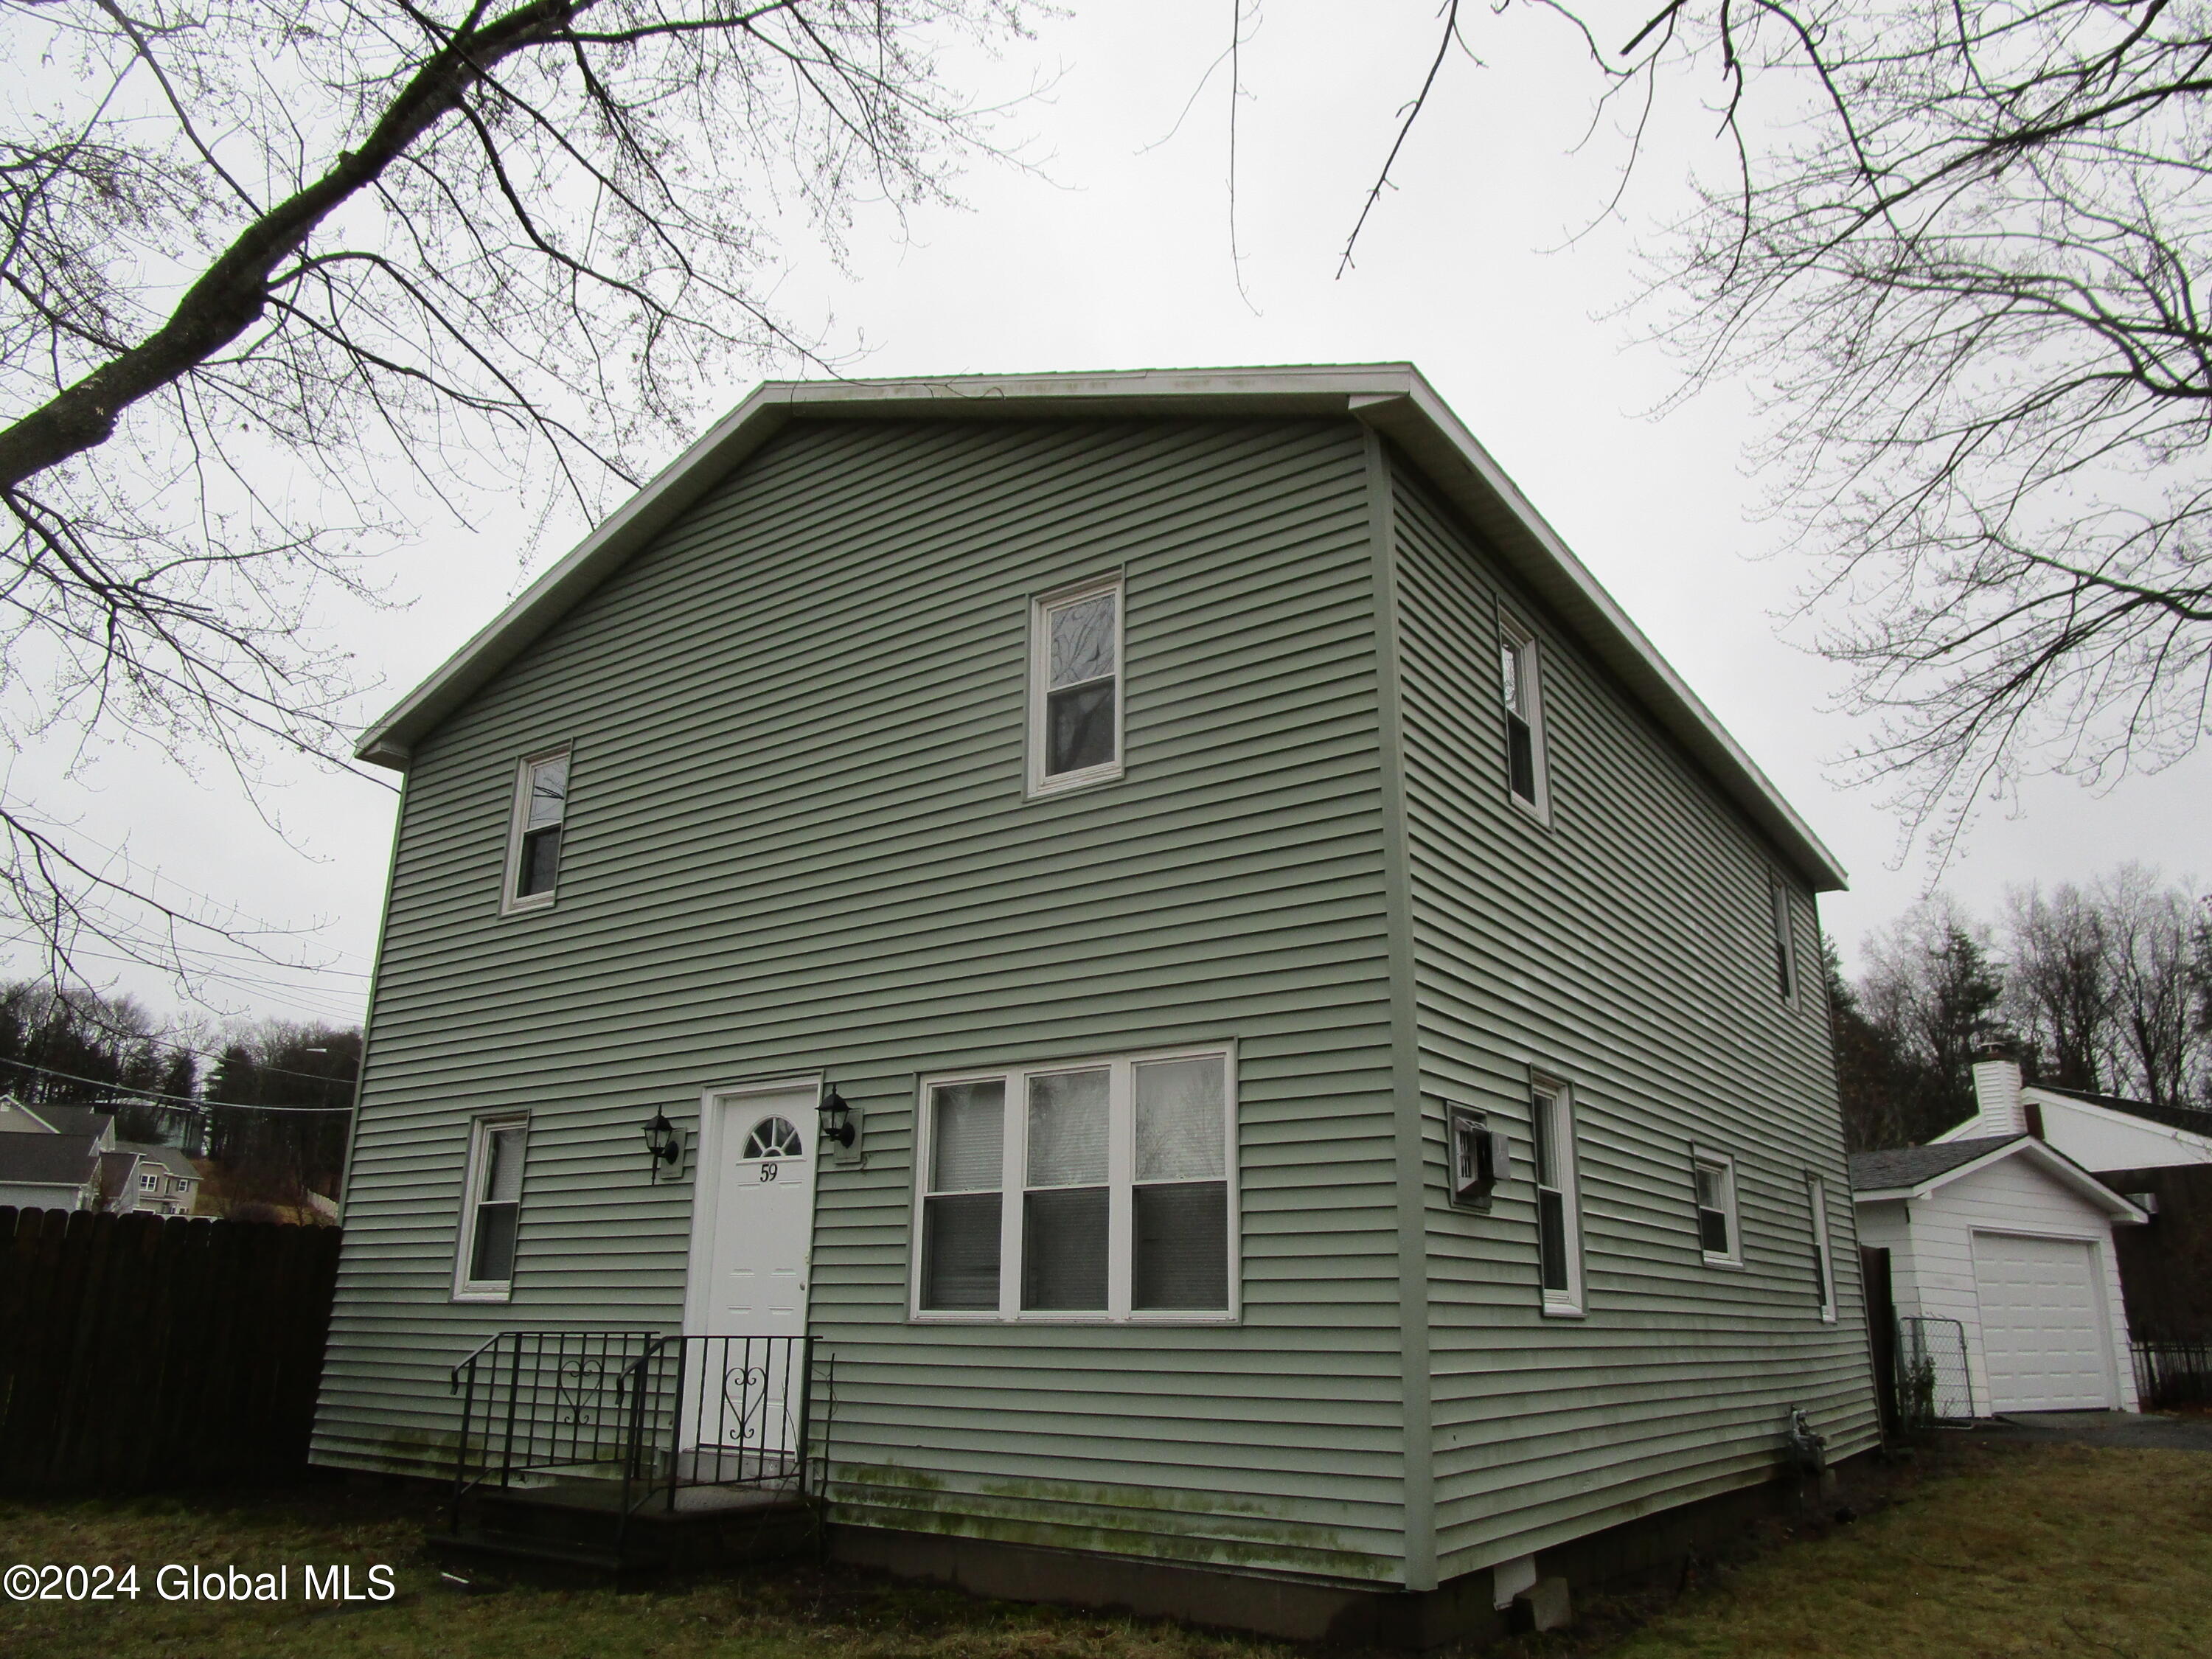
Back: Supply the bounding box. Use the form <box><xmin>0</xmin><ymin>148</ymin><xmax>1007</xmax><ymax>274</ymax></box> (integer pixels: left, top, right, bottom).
<box><xmin>758</xmin><ymin>1162</ymin><xmax>779</xmax><ymax>1182</ymax></box>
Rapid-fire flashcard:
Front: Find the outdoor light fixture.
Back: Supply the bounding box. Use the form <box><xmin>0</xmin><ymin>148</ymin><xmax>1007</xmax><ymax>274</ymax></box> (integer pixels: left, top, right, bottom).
<box><xmin>818</xmin><ymin>1087</ymin><xmax>857</xmax><ymax>1150</ymax></box>
<box><xmin>643</xmin><ymin>1110</ymin><xmax>684</xmax><ymax>1181</ymax></box>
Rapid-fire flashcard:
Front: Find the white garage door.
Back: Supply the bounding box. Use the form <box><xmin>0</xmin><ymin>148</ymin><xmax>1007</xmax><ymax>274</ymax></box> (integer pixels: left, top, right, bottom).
<box><xmin>1972</xmin><ymin>1233</ymin><xmax>2112</xmax><ymax>1411</ymax></box>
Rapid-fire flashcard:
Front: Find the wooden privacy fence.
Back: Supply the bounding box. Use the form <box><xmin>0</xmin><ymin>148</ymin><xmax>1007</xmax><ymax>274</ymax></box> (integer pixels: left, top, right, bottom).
<box><xmin>0</xmin><ymin>1206</ymin><xmax>341</xmax><ymax>1492</ymax></box>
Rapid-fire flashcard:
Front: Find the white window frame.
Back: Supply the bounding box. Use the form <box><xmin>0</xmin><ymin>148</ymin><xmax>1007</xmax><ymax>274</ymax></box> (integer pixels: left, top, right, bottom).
<box><xmin>501</xmin><ymin>746</ymin><xmax>572</xmax><ymax>915</ymax></box>
<box><xmin>1809</xmin><ymin>1175</ymin><xmax>1837</xmax><ymax>1322</ymax></box>
<box><xmin>1498</xmin><ymin>611</ymin><xmax>1551</xmax><ymax>821</ymax></box>
<box><xmin>1531</xmin><ymin>1075</ymin><xmax>1584</xmax><ymax>1316</ymax></box>
<box><xmin>1026</xmin><ymin>574</ymin><xmax>1126</xmax><ymax>799</ymax></box>
<box><xmin>1769</xmin><ymin>876</ymin><xmax>1798</xmax><ymax>1005</ymax></box>
<box><xmin>453</xmin><ymin>1113</ymin><xmax>529</xmax><ymax>1303</ymax></box>
<box><xmin>1694</xmin><ymin>1149</ymin><xmax>1743</xmax><ymax>1267</ymax></box>
<box><xmin>139</xmin><ymin>1170</ymin><xmax>159</xmax><ymax>1192</ymax></box>
<box><xmin>910</xmin><ymin>1043</ymin><xmax>1239</xmax><ymax>1324</ymax></box>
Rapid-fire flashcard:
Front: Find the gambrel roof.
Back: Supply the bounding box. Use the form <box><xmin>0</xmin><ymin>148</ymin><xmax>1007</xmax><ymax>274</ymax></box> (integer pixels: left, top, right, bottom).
<box><xmin>356</xmin><ymin>365</ymin><xmax>1848</xmax><ymax>892</ymax></box>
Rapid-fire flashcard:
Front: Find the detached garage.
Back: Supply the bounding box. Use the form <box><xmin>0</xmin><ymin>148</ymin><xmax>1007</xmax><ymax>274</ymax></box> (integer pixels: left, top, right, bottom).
<box><xmin>1852</xmin><ymin>1137</ymin><xmax>2146</xmax><ymax>1416</ymax></box>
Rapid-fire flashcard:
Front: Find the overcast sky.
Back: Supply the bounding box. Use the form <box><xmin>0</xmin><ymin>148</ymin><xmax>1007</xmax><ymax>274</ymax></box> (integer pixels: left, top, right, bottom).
<box><xmin>14</xmin><ymin>1</ymin><xmax>2208</xmax><ymax>1032</ymax></box>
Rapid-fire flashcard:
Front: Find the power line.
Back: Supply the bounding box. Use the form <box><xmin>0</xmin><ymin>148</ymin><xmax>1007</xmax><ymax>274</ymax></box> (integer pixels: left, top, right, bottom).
<box><xmin>0</xmin><ymin>968</ymin><xmax>364</xmax><ymax>1085</ymax></box>
<box><xmin>0</xmin><ymin>787</ymin><xmax>375</xmax><ymax>965</ymax></box>
<box><xmin>0</xmin><ymin>1052</ymin><xmax>355</xmax><ymax>1114</ymax></box>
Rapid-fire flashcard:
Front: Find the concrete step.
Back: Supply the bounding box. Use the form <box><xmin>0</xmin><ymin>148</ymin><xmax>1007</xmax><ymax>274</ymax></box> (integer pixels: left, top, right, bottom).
<box><xmin>426</xmin><ymin>1526</ymin><xmax>664</xmax><ymax>1581</ymax></box>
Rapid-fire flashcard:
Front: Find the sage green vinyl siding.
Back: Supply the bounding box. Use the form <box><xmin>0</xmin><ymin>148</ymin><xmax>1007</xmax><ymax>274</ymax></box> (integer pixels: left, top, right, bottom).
<box><xmin>1385</xmin><ymin>459</ymin><xmax>1879</xmax><ymax>1579</ymax></box>
<box><xmin>315</xmin><ymin>417</ymin><xmax>1409</xmax><ymax>1581</ymax></box>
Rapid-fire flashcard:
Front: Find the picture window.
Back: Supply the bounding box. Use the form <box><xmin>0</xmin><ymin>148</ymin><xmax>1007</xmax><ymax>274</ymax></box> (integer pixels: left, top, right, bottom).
<box><xmin>915</xmin><ymin>1048</ymin><xmax>1235</xmax><ymax>1321</ymax></box>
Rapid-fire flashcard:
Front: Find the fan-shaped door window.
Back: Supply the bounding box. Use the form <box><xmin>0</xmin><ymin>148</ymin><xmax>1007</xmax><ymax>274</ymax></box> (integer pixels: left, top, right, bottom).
<box><xmin>742</xmin><ymin>1116</ymin><xmax>805</xmax><ymax>1160</ymax></box>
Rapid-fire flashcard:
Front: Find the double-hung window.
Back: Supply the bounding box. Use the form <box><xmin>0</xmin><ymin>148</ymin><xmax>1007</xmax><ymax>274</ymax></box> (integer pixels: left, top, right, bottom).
<box><xmin>139</xmin><ymin>1171</ymin><xmax>159</xmax><ymax>1192</ymax></box>
<box><xmin>1808</xmin><ymin>1175</ymin><xmax>1837</xmax><ymax>1321</ymax></box>
<box><xmin>1530</xmin><ymin>1077</ymin><xmax>1582</xmax><ymax>1315</ymax></box>
<box><xmin>1499</xmin><ymin>616</ymin><xmax>1549</xmax><ymax>816</ymax></box>
<box><xmin>1028</xmin><ymin>577</ymin><xmax>1124</xmax><ymax>795</ymax></box>
<box><xmin>1694</xmin><ymin>1150</ymin><xmax>1742</xmax><ymax>1265</ymax></box>
<box><xmin>504</xmin><ymin>749</ymin><xmax>571</xmax><ymax>910</ymax></box>
<box><xmin>914</xmin><ymin>1046</ymin><xmax>1236</xmax><ymax>1321</ymax></box>
<box><xmin>1769</xmin><ymin>877</ymin><xmax>1798</xmax><ymax>1003</ymax></box>
<box><xmin>455</xmin><ymin>1116</ymin><xmax>529</xmax><ymax>1301</ymax></box>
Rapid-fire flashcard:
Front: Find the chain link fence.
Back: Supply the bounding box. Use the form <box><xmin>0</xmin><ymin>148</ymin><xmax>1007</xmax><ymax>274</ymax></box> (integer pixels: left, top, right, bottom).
<box><xmin>1896</xmin><ymin>1316</ymin><xmax>1976</xmax><ymax>1427</ymax></box>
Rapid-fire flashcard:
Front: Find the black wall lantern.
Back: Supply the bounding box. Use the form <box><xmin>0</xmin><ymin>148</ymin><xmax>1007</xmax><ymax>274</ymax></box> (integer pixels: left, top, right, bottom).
<box><xmin>643</xmin><ymin>1110</ymin><xmax>684</xmax><ymax>1182</ymax></box>
<box><xmin>818</xmin><ymin>1087</ymin><xmax>857</xmax><ymax>1150</ymax></box>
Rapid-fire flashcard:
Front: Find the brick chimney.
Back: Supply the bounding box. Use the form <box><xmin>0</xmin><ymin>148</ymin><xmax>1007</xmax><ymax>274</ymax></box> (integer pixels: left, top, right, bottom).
<box><xmin>1970</xmin><ymin>1040</ymin><xmax>2027</xmax><ymax>1135</ymax></box>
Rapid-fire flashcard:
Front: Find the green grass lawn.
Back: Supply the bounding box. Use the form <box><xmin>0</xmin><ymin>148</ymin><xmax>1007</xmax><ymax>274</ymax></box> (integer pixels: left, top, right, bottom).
<box><xmin>1</xmin><ymin>1441</ymin><xmax>2206</xmax><ymax>1658</ymax></box>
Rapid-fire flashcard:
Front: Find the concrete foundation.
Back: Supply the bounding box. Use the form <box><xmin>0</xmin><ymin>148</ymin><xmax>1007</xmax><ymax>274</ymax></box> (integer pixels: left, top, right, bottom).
<box><xmin>827</xmin><ymin>1452</ymin><xmax>1874</xmax><ymax>1648</ymax></box>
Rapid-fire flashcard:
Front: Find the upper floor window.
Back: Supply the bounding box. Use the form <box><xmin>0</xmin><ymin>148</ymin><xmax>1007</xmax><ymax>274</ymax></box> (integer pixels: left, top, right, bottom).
<box><xmin>455</xmin><ymin>1115</ymin><xmax>528</xmax><ymax>1301</ymax></box>
<box><xmin>1499</xmin><ymin>617</ymin><xmax>1549</xmax><ymax>817</ymax></box>
<box><xmin>914</xmin><ymin>1046</ymin><xmax>1236</xmax><ymax>1321</ymax></box>
<box><xmin>1769</xmin><ymin>877</ymin><xmax>1798</xmax><ymax>1003</ymax></box>
<box><xmin>139</xmin><ymin>1171</ymin><xmax>158</xmax><ymax>1192</ymax></box>
<box><xmin>1531</xmin><ymin>1076</ymin><xmax>1582</xmax><ymax>1315</ymax></box>
<box><xmin>1028</xmin><ymin>577</ymin><xmax>1124</xmax><ymax>796</ymax></box>
<box><xmin>504</xmin><ymin>749</ymin><xmax>570</xmax><ymax>910</ymax></box>
<box><xmin>1694</xmin><ymin>1150</ymin><xmax>1742</xmax><ymax>1265</ymax></box>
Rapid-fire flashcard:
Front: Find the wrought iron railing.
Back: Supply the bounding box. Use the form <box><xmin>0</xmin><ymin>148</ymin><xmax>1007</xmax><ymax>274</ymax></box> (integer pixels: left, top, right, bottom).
<box><xmin>616</xmin><ymin>1334</ymin><xmax>816</xmax><ymax>1518</ymax></box>
<box><xmin>448</xmin><ymin>1330</ymin><xmax>822</xmax><ymax>1537</ymax></box>
<box><xmin>449</xmin><ymin>1329</ymin><xmax>662</xmax><ymax>1519</ymax></box>
<box><xmin>2132</xmin><ymin>1338</ymin><xmax>2212</xmax><ymax>1409</ymax></box>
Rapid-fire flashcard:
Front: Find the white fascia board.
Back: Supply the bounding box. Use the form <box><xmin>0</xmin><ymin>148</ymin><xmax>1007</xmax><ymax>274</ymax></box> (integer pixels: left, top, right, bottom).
<box><xmin>1860</xmin><ymin>1138</ymin><xmax>2147</xmax><ymax>1222</ymax></box>
<box><xmin>2025</xmin><ymin>1085</ymin><xmax>2212</xmax><ymax>1158</ymax></box>
<box><xmin>352</xmin><ymin>364</ymin><xmax>1846</xmax><ymax>892</ymax></box>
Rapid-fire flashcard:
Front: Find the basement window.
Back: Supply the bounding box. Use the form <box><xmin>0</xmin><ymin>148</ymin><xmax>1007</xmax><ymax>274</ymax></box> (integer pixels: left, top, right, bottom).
<box><xmin>504</xmin><ymin>748</ymin><xmax>570</xmax><ymax>911</ymax></box>
<box><xmin>1027</xmin><ymin>576</ymin><xmax>1124</xmax><ymax>796</ymax></box>
<box><xmin>454</xmin><ymin>1116</ymin><xmax>529</xmax><ymax>1301</ymax></box>
<box><xmin>914</xmin><ymin>1047</ymin><xmax>1237</xmax><ymax>1321</ymax></box>
<box><xmin>1694</xmin><ymin>1151</ymin><xmax>1742</xmax><ymax>1266</ymax></box>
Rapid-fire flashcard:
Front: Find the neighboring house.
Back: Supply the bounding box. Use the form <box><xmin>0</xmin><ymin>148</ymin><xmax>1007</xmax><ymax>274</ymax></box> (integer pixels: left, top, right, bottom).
<box><xmin>97</xmin><ymin>1148</ymin><xmax>144</xmax><ymax>1213</ymax></box>
<box><xmin>1851</xmin><ymin>1129</ymin><xmax>2145</xmax><ymax>1416</ymax></box>
<box><xmin>1933</xmin><ymin>1056</ymin><xmax>2212</xmax><ymax>1173</ymax></box>
<box><xmin>0</xmin><ymin>1102</ymin><xmax>205</xmax><ymax>1218</ymax></box>
<box><xmin>117</xmin><ymin>1142</ymin><xmax>202</xmax><ymax>1217</ymax></box>
<box><xmin>0</xmin><ymin>1132</ymin><xmax>104</xmax><ymax>1212</ymax></box>
<box><xmin>0</xmin><ymin>1099</ymin><xmax>117</xmax><ymax>1150</ymax></box>
<box><xmin>314</xmin><ymin>365</ymin><xmax>1874</xmax><ymax>1639</ymax></box>
<box><xmin>1935</xmin><ymin>1053</ymin><xmax>2212</xmax><ymax>1346</ymax></box>
<box><xmin>0</xmin><ymin>1093</ymin><xmax>58</xmax><ymax>1133</ymax></box>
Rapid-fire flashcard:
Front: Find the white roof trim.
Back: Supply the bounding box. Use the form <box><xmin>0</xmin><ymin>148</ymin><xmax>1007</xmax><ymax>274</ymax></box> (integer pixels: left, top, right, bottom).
<box><xmin>354</xmin><ymin>364</ymin><xmax>1847</xmax><ymax>891</ymax></box>
<box><xmin>2028</xmin><ymin>1086</ymin><xmax>2212</xmax><ymax>1154</ymax></box>
<box><xmin>1854</xmin><ymin>1136</ymin><xmax>2147</xmax><ymax>1222</ymax></box>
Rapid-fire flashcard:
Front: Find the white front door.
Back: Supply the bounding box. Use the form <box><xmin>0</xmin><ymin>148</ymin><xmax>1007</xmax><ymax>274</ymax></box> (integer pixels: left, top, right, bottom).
<box><xmin>684</xmin><ymin>1083</ymin><xmax>818</xmax><ymax>1460</ymax></box>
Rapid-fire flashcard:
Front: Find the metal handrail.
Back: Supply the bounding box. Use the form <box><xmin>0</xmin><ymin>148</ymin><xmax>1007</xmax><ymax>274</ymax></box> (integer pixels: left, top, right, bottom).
<box><xmin>448</xmin><ymin>1329</ymin><xmax>820</xmax><ymax>1548</ymax></box>
<box><xmin>447</xmin><ymin>1329</ymin><xmax>659</xmax><ymax>1529</ymax></box>
<box><xmin>613</xmin><ymin>1333</ymin><xmax>813</xmax><ymax>1540</ymax></box>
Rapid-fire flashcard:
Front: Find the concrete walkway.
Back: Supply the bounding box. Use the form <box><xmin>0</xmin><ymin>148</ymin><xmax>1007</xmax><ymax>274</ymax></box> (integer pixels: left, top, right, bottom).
<box><xmin>1964</xmin><ymin>1410</ymin><xmax>2212</xmax><ymax>1451</ymax></box>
